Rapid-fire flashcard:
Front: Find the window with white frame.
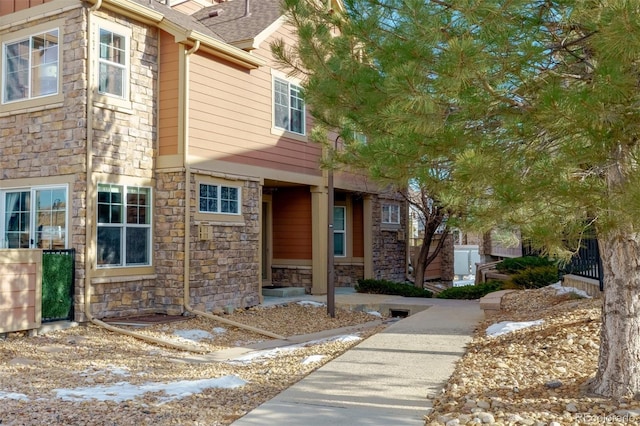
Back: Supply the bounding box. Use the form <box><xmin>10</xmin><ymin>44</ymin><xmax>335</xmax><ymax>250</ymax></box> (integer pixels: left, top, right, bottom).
<box><xmin>382</xmin><ymin>203</ymin><xmax>400</xmax><ymax>224</ymax></box>
<box><xmin>1</xmin><ymin>186</ymin><xmax>67</xmax><ymax>249</ymax></box>
<box><xmin>274</xmin><ymin>77</ymin><xmax>305</xmax><ymax>135</ymax></box>
<box><xmin>334</xmin><ymin>206</ymin><xmax>346</xmax><ymax>257</ymax></box>
<box><xmin>199</xmin><ymin>183</ymin><xmax>241</xmax><ymax>215</ymax></box>
<box><xmin>3</xmin><ymin>28</ymin><xmax>59</xmax><ymax>103</ymax></box>
<box><xmin>97</xmin><ymin>184</ymin><xmax>151</xmax><ymax>267</ymax></box>
<box><xmin>98</xmin><ymin>27</ymin><xmax>127</xmax><ymax>98</ymax></box>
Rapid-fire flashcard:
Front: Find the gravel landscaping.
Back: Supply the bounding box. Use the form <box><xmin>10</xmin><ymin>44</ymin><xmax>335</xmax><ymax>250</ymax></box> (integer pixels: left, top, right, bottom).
<box><xmin>425</xmin><ymin>286</ymin><xmax>640</xmax><ymax>425</ymax></box>
<box><xmin>3</xmin><ymin>286</ymin><xmax>638</xmax><ymax>425</ymax></box>
<box><xmin>0</xmin><ymin>302</ymin><xmax>386</xmax><ymax>425</ymax></box>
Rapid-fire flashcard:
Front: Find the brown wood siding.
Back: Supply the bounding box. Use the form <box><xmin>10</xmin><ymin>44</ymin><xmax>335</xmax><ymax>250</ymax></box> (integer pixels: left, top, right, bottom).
<box><xmin>159</xmin><ymin>31</ymin><xmax>180</xmax><ymax>156</ymax></box>
<box><xmin>0</xmin><ymin>0</ymin><xmax>50</xmax><ymax>16</ymax></box>
<box><xmin>272</xmin><ymin>187</ymin><xmax>312</xmax><ymax>259</ymax></box>
<box><xmin>187</xmin><ymin>25</ymin><xmax>322</xmax><ymax>177</ymax></box>
<box><xmin>352</xmin><ymin>197</ymin><xmax>364</xmax><ymax>257</ymax></box>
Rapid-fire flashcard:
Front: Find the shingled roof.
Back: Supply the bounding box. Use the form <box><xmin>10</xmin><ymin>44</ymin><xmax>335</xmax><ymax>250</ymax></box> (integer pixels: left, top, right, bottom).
<box><xmin>192</xmin><ymin>0</ymin><xmax>284</xmax><ymax>45</ymax></box>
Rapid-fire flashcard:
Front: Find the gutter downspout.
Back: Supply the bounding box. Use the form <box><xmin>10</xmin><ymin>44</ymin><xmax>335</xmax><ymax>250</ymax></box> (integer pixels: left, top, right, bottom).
<box><xmin>181</xmin><ymin>42</ymin><xmax>285</xmax><ymax>341</ymax></box>
<box><xmin>84</xmin><ymin>1</ymin><xmax>203</xmax><ymax>353</ymax></box>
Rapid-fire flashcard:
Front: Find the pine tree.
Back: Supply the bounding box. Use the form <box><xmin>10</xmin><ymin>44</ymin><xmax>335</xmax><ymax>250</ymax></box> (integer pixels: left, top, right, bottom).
<box><xmin>274</xmin><ymin>0</ymin><xmax>640</xmax><ymax>398</ymax></box>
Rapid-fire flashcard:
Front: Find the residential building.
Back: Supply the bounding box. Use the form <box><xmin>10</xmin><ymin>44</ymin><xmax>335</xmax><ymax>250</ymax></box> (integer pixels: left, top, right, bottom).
<box><xmin>0</xmin><ymin>0</ymin><xmax>408</xmax><ymax>326</ymax></box>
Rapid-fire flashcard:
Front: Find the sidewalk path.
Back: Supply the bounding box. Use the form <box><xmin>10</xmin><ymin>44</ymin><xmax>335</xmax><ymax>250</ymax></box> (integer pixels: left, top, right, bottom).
<box><xmin>232</xmin><ymin>298</ymin><xmax>483</xmax><ymax>425</ymax></box>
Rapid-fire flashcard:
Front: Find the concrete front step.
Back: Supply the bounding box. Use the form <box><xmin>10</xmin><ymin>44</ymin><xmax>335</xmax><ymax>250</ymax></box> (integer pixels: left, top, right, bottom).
<box><xmin>262</xmin><ymin>286</ymin><xmax>307</xmax><ymax>297</ymax></box>
<box><xmin>479</xmin><ymin>290</ymin><xmax>515</xmax><ymax>316</ymax></box>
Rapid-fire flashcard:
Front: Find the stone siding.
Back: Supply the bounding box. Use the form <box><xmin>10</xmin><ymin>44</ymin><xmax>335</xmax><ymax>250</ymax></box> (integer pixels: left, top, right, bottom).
<box><xmin>335</xmin><ymin>263</ymin><xmax>364</xmax><ymax>287</ymax></box>
<box><xmin>155</xmin><ymin>173</ymin><xmax>262</xmax><ymax>314</ymax></box>
<box><xmin>371</xmin><ymin>195</ymin><xmax>408</xmax><ymax>282</ymax></box>
<box><xmin>91</xmin><ymin>278</ymin><xmax>157</xmax><ymax>319</ymax></box>
<box><xmin>271</xmin><ymin>266</ymin><xmax>313</xmax><ymax>292</ymax></box>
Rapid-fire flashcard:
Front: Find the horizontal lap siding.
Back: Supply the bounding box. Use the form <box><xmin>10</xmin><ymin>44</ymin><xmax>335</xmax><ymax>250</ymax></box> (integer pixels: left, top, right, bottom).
<box><xmin>159</xmin><ymin>31</ymin><xmax>180</xmax><ymax>156</ymax></box>
<box><xmin>188</xmin><ymin>27</ymin><xmax>322</xmax><ymax>177</ymax></box>
<box><xmin>0</xmin><ymin>0</ymin><xmax>50</xmax><ymax>16</ymax></box>
<box><xmin>0</xmin><ymin>252</ymin><xmax>41</xmax><ymax>333</ymax></box>
<box><xmin>272</xmin><ymin>188</ymin><xmax>312</xmax><ymax>260</ymax></box>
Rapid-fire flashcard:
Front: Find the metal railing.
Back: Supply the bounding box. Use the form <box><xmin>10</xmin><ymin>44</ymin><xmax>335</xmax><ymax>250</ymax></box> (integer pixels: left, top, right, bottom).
<box><xmin>560</xmin><ymin>239</ymin><xmax>604</xmax><ymax>291</ymax></box>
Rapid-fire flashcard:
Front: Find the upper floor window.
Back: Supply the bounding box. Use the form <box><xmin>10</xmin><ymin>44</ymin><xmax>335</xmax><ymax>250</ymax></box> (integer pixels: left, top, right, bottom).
<box><xmin>199</xmin><ymin>183</ymin><xmax>241</xmax><ymax>215</ymax></box>
<box><xmin>98</xmin><ymin>28</ymin><xmax>127</xmax><ymax>98</ymax></box>
<box><xmin>274</xmin><ymin>77</ymin><xmax>305</xmax><ymax>135</ymax></box>
<box><xmin>97</xmin><ymin>184</ymin><xmax>151</xmax><ymax>267</ymax></box>
<box><xmin>2</xmin><ymin>29</ymin><xmax>59</xmax><ymax>104</ymax></box>
<box><xmin>382</xmin><ymin>203</ymin><xmax>400</xmax><ymax>224</ymax></box>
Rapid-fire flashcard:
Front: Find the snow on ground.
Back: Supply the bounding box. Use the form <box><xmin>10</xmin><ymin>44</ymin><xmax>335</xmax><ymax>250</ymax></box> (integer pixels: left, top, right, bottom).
<box><xmin>54</xmin><ymin>376</ymin><xmax>247</xmax><ymax>403</ymax></box>
<box><xmin>0</xmin><ymin>391</ymin><xmax>28</xmax><ymax>401</ymax></box>
<box><xmin>173</xmin><ymin>329</ymin><xmax>214</xmax><ymax>342</ymax></box>
<box><xmin>486</xmin><ymin>320</ymin><xmax>545</xmax><ymax>337</ymax></box>
<box><xmin>296</xmin><ymin>300</ymin><xmax>325</xmax><ymax>307</ymax></box>
<box><xmin>549</xmin><ymin>282</ymin><xmax>591</xmax><ymax>298</ymax></box>
<box><xmin>302</xmin><ymin>355</ymin><xmax>326</xmax><ymax>365</ymax></box>
<box><xmin>228</xmin><ymin>334</ymin><xmax>362</xmax><ymax>364</ymax></box>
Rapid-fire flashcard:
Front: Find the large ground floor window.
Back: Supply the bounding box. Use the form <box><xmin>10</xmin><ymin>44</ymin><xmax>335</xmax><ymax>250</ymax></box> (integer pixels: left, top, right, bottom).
<box><xmin>97</xmin><ymin>184</ymin><xmax>151</xmax><ymax>267</ymax></box>
<box><xmin>1</xmin><ymin>186</ymin><xmax>68</xmax><ymax>249</ymax></box>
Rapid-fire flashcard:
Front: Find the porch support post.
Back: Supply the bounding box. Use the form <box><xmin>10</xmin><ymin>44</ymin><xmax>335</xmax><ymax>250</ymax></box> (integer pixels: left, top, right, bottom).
<box><xmin>363</xmin><ymin>195</ymin><xmax>374</xmax><ymax>279</ymax></box>
<box><xmin>311</xmin><ymin>186</ymin><xmax>328</xmax><ymax>294</ymax></box>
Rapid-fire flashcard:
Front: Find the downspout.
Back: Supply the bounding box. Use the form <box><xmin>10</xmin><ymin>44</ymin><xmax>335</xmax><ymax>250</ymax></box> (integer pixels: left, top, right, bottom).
<box><xmin>84</xmin><ymin>1</ymin><xmax>203</xmax><ymax>352</ymax></box>
<box><xmin>181</xmin><ymin>41</ymin><xmax>285</xmax><ymax>340</ymax></box>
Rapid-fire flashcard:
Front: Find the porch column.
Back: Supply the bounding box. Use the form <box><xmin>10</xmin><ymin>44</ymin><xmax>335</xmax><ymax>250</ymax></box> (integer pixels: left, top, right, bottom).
<box><xmin>363</xmin><ymin>195</ymin><xmax>374</xmax><ymax>279</ymax></box>
<box><xmin>311</xmin><ymin>186</ymin><xmax>328</xmax><ymax>294</ymax></box>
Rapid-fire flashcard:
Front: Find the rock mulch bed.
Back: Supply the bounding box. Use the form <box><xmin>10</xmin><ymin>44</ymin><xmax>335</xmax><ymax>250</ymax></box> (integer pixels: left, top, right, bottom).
<box><xmin>0</xmin><ymin>303</ymin><xmax>386</xmax><ymax>425</ymax></box>
<box><xmin>425</xmin><ymin>287</ymin><xmax>640</xmax><ymax>425</ymax></box>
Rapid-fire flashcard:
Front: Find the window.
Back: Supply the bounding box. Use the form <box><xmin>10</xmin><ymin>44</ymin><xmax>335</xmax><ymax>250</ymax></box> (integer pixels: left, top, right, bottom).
<box><xmin>274</xmin><ymin>77</ymin><xmax>305</xmax><ymax>135</ymax></box>
<box><xmin>98</xmin><ymin>28</ymin><xmax>127</xmax><ymax>98</ymax></box>
<box><xmin>382</xmin><ymin>203</ymin><xmax>400</xmax><ymax>224</ymax></box>
<box><xmin>199</xmin><ymin>183</ymin><xmax>240</xmax><ymax>215</ymax></box>
<box><xmin>97</xmin><ymin>184</ymin><xmax>151</xmax><ymax>267</ymax></box>
<box><xmin>3</xmin><ymin>29</ymin><xmax>59</xmax><ymax>103</ymax></box>
<box><xmin>334</xmin><ymin>206</ymin><xmax>346</xmax><ymax>257</ymax></box>
<box><xmin>1</xmin><ymin>186</ymin><xmax>67</xmax><ymax>249</ymax></box>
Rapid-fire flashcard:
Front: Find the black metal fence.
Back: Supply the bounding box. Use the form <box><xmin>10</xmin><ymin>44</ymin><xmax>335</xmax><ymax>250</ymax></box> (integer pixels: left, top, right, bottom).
<box><xmin>560</xmin><ymin>239</ymin><xmax>604</xmax><ymax>291</ymax></box>
<box><xmin>42</xmin><ymin>249</ymin><xmax>75</xmax><ymax>322</ymax></box>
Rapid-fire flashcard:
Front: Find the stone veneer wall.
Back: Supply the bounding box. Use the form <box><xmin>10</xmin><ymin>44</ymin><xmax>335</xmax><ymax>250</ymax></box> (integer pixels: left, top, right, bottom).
<box><xmin>371</xmin><ymin>194</ymin><xmax>408</xmax><ymax>282</ymax></box>
<box><xmin>85</xmin><ymin>10</ymin><xmax>158</xmax><ymax>319</ymax></box>
<box><xmin>335</xmin><ymin>263</ymin><xmax>364</xmax><ymax>287</ymax></box>
<box><xmin>0</xmin><ymin>8</ymin><xmax>89</xmax><ymax>321</ymax></box>
<box><xmin>271</xmin><ymin>266</ymin><xmax>313</xmax><ymax>291</ymax></box>
<box><xmin>155</xmin><ymin>173</ymin><xmax>262</xmax><ymax>314</ymax></box>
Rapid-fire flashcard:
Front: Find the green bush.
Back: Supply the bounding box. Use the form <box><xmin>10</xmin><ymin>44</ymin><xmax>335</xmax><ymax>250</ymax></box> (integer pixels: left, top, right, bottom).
<box><xmin>437</xmin><ymin>280</ymin><xmax>504</xmax><ymax>300</ymax></box>
<box><xmin>496</xmin><ymin>256</ymin><xmax>556</xmax><ymax>274</ymax></box>
<box><xmin>510</xmin><ymin>265</ymin><xmax>559</xmax><ymax>289</ymax></box>
<box><xmin>355</xmin><ymin>279</ymin><xmax>433</xmax><ymax>298</ymax></box>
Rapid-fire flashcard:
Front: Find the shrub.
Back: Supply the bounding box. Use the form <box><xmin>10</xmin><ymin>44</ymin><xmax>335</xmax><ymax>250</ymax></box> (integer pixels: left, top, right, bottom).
<box><xmin>437</xmin><ymin>280</ymin><xmax>504</xmax><ymax>300</ymax></box>
<box><xmin>355</xmin><ymin>279</ymin><xmax>433</xmax><ymax>298</ymax></box>
<box><xmin>510</xmin><ymin>265</ymin><xmax>559</xmax><ymax>289</ymax></box>
<box><xmin>496</xmin><ymin>256</ymin><xmax>556</xmax><ymax>274</ymax></box>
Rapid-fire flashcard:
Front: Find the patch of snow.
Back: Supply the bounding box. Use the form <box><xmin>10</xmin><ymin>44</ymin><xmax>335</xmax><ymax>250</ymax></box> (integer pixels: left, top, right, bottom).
<box><xmin>54</xmin><ymin>375</ymin><xmax>247</xmax><ymax>403</ymax></box>
<box><xmin>0</xmin><ymin>391</ymin><xmax>28</xmax><ymax>401</ymax></box>
<box><xmin>486</xmin><ymin>320</ymin><xmax>544</xmax><ymax>337</ymax></box>
<box><xmin>212</xmin><ymin>327</ymin><xmax>227</xmax><ymax>334</ymax></box>
<box><xmin>173</xmin><ymin>329</ymin><xmax>214</xmax><ymax>342</ymax></box>
<box><xmin>366</xmin><ymin>311</ymin><xmax>382</xmax><ymax>317</ymax></box>
<box><xmin>81</xmin><ymin>364</ymin><xmax>130</xmax><ymax>377</ymax></box>
<box><xmin>228</xmin><ymin>334</ymin><xmax>362</xmax><ymax>364</ymax></box>
<box><xmin>549</xmin><ymin>282</ymin><xmax>591</xmax><ymax>298</ymax></box>
<box><xmin>302</xmin><ymin>355</ymin><xmax>326</xmax><ymax>365</ymax></box>
<box><xmin>296</xmin><ymin>301</ymin><xmax>325</xmax><ymax>307</ymax></box>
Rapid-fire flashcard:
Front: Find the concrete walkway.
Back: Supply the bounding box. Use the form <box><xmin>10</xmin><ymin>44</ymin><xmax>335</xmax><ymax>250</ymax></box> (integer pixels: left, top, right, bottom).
<box><xmin>232</xmin><ymin>294</ymin><xmax>483</xmax><ymax>425</ymax></box>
